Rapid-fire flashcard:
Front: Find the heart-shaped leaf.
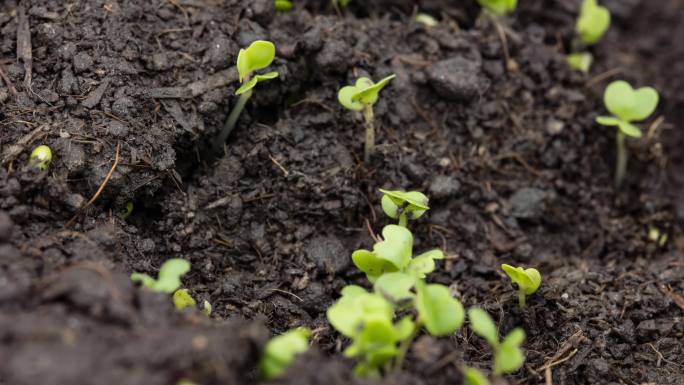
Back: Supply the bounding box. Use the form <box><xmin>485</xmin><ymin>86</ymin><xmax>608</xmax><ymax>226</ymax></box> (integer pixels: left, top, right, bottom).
<box><xmin>501</xmin><ymin>264</ymin><xmax>541</xmax><ymax>295</ymax></box>
<box><xmin>373</xmin><ymin>272</ymin><xmax>416</xmax><ymax>302</ymax></box>
<box><xmin>604</xmin><ymin>80</ymin><xmax>659</xmax><ymax>123</ymax></box>
<box><xmin>415</xmin><ymin>281</ymin><xmax>465</xmax><ymax>336</ymax></box>
<box><xmin>576</xmin><ymin>0</ymin><xmax>611</xmax><ymax>45</ymax></box>
<box><xmin>352</xmin><ymin>249</ymin><xmax>398</xmax><ymax>282</ymax></box>
<box><xmin>372</xmin><ymin>225</ymin><xmax>413</xmax><ymax>271</ymax></box>
<box><xmin>131</xmin><ymin>258</ymin><xmax>191</xmax><ymax>294</ymax></box>
<box><xmin>338</xmin><ymin>75</ymin><xmax>395</xmax><ymax>111</ymax></box>
<box><xmin>566</xmin><ymin>52</ymin><xmax>593</xmax><ymax>73</ymax></box>
<box><xmin>468</xmin><ymin>307</ymin><xmax>499</xmax><ymax>347</ymax></box>
<box><xmin>338</xmin><ymin>85</ymin><xmax>365</xmax><ymax>111</ymax></box>
<box><xmin>477</xmin><ymin>0</ymin><xmax>517</xmax><ymax>15</ymax></box>
<box><xmin>172</xmin><ymin>289</ymin><xmax>197</xmax><ymax>310</ymax></box>
<box><xmin>407</xmin><ymin>249</ymin><xmax>443</xmax><ymax>278</ymax></box>
<box><xmin>237</xmin><ymin>40</ymin><xmax>276</xmax><ymax>83</ymax></box>
<box><xmin>494</xmin><ymin>328</ymin><xmax>525</xmax><ymax>374</ymax></box>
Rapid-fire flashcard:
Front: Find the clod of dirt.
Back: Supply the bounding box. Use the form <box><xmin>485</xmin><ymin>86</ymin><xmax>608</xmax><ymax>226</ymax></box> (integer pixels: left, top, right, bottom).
<box><xmin>428</xmin><ymin>175</ymin><xmax>462</xmax><ymax>199</ymax></box>
<box><xmin>507</xmin><ymin>187</ymin><xmax>547</xmax><ymax>219</ymax></box>
<box><xmin>426</xmin><ymin>57</ymin><xmax>486</xmax><ymax>100</ymax></box>
<box><xmin>304</xmin><ymin>235</ymin><xmax>350</xmax><ymax>275</ymax></box>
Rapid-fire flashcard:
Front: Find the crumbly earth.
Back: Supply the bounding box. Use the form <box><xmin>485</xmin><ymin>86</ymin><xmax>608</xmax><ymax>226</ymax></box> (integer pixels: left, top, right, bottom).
<box><xmin>0</xmin><ymin>1</ymin><xmax>682</xmax><ymax>384</ymax></box>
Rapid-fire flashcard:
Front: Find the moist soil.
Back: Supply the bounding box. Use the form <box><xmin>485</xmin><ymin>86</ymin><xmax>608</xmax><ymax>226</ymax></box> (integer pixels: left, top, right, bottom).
<box><xmin>1</xmin><ymin>1</ymin><xmax>683</xmax><ymax>384</ymax></box>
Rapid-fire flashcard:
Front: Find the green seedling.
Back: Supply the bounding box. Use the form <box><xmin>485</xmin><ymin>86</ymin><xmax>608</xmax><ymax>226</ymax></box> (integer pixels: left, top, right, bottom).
<box><xmin>576</xmin><ymin>0</ymin><xmax>611</xmax><ymax>45</ymax></box>
<box><xmin>379</xmin><ymin>189</ymin><xmax>429</xmax><ymax>227</ymax></box>
<box><xmin>201</xmin><ymin>299</ymin><xmax>212</xmax><ymax>316</ymax></box>
<box><xmin>328</xmin><ymin>282</ymin><xmax>463</xmax><ymax>376</ymax></box>
<box><xmin>29</xmin><ymin>144</ymin><xmax>52</xmax><ymax>171</ymax></box>
<box><xmin>119</xmin><ymin>202</ymin><xmax>134</xmax><ymax>220</ymax></box>
<box><xmin>501</xmin><ymin>264</ymin><xmax>541</xmax><ymax>308</ymax></box>
<box><xmin>463</xmin><ymin>367</ymin><xmax>490</xmax><ymax>385</ymax></box>
<box><xmin>215</xmin><ymin>40</ymin><xmax>279</xmax><ymax>152</ymax></box>
<box><xmin>259</xmin><ymin>327</ymin><xmax>310</xmax><ymax>379</ymax></box>
<box><xmin>131</xmin><ymin>258</ymin><xmax>191</xmax><ymax>293</ymax></box>
<box><xmin>566</xmin><ymin>52</ymin><xmax>593</xmax><ymax>73</ymax></box>
<box><xmin>415</xmin><ymin>13</ymin><xmax>438</xmax><ymax>27</ymax></box>
<box><xmin>338</xmin><ymin>74</ymin><xmax>395</xmax><ymax>162</ymax></box>
<box><xmin>596</xmin><ymin>80</ymin><xmax>659</xmax><ymax>187</ymax></box>
<box><xmin>647</xmin><ymin>226</ymin><xmax>668</xmax><ymax>247</ymax></box>
<box><xmin>352</xmin><ymin>224</ymin><xmax>444</xmax><ymax>283</ymax></box>
<box><xmin>468</xmin><ymin>308</ymin><xmax>525</xmax><ymax>375</ymax></box>
<box><xmin>275</xmin><ymin>0</ymin><xmax>293</xmax><ymax>12</ymax></box>
<box><xmin>477</xmin><ymin>0</ymin><xmax>517</xmax><ymax>16</ymax></box>
<box><xmin>173</xmin><ymin>289</ymin><xmax>197</xmax><ymax>310</ymax></box>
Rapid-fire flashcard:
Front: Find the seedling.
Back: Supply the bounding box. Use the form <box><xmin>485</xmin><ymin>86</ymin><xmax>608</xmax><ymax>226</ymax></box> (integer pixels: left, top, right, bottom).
<box><xmin>647</xmin><ymin>226</ymin><xmax>668</xmax><ymax>247</ymax></box>
<box><xmin>468</xmin><ymin>307</ymin><xmax>525</xmax><ymax>375</ymax></box>
<box><xmin>576</xmin><ymin>0</ymin><xmax>611</xmax><ymax>46</ymax></box>
<box><xmin>379</xmin><ymin>189</ymin><xmax>429</xmax><ymax>227</ymax></box>
<box><xmin>214</xmin><ymin>40</ymin><xmax>279</xmax><ymax>152</ymax></box>
<box><xmin>173</xmin><ymin>289</ymin><xmax>197</xmax><ymax>310</ymax></box>
<box><xmin>463</xmin><ymin>367</ymin><xmax>490</xmax><ymax>385</ymax></box>
<box><xmin>119</xmin><ymin>202</ymin><xmax>134</xmax><ymax>220</ymax></box>
<box><xmin>566</xmin><ymin>52</ymin><xmax>593</xmax><ymax>74</ymax></box>
<box><xmin>477</xmin><ymin>0</ymin><xmax>517</xmax><ymax>16</ymax></box>
<box><xmin>338</xmin><ymin>74</ymin><xmax>395</xmax><ymax>162</ymax></box>
<box><xmin>501</xmin><ymin>264</ymin><xmax>541</xmax><ymax>308</ymax></box>
<box><xmin>275</xmin><ymin>0</ymin><xmax>293</xmax><ymax>12</ymax></box>
<box><xmin>201</xmin><ymin>300</ymin><xmax>212</xmax><ymax>316</ymax></box>
<box><xmin>596</xmin><ymin>80</ymin><xmax>659</xmax><ymax>187</ymax></box>
<box><xmin>29</xmin><ymin>144</ymin><xmax>52</xmax><ymax>170</ymax></box>
<box><xmin>259</xmin><ymin>327</ymin><xmax>310</xmax><ymax>379</ymax></box>
<box><xmin>352</xmin><ymin>224</ymin><xmax>444</xmax><ymax>283</ymax></box>
<box><xmin>131</xmin><ymin>258</ymin><xmax>191</xmax><ymax>293</ymax></box>
<box><xmin>415</xmin><ymin>13</ymin><xmax>439</xmax><ymax>27</ymax></box>
<box><xmin>328</xmin><ymin>282</ymin><xmax>463</xmax><ymax>375</ymax></box>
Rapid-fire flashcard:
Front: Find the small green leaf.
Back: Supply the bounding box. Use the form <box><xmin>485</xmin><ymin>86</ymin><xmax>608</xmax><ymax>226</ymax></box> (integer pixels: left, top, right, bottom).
<box><xmin>494</xmin><ymin>328</ymin><xmax>525</xmax><ymax>374</ymax></box>
<box><xmin>201</xmin><ymin>299</ymin><xmax>212</xmax><ymax>317</ymax></box>
<box><xmin>172</xmin><ymin>289</ymin><xmax>197</xmax><ymax>310</ymax></box>
<box><xmin>467</xmin><ymin>308</ymin><xmax>498</xmax><ymax>347</ymax></box>
<box><xmin>29</xmin><ymin>145</ymin><xmax>53</xmax><ymax>171</ymax></box>
<box><xmin>130</xmin><ymin>273</ymin><xmax>156</xmax><ymax>288</ymax></box>
<box><xmin>373</xmin><ymin>225</ymin><xmax>413</xmax><ymax>271</ymax></box>
<box><xmin>274</xmin><ymin>0</ymin><xmax>293</xmax><ymax>12</ymax></box>
<box><xmin>373</xmin><ymin>272</ymin><xmax>416</xmax><ymax>302</ymax></box>
<box><xmin>566</xmin><ymin>52</ymin><xmax>593</xmax><ymax>73</ymax></box>
<box><xmin>415</xmin><ymin>281</ymin><xmax>465</xmax><ymax>336</ymax></box>
<box><xmin>337</xmin><ymin>75</ymin><xmax>395</xmax><ymax>111</ymax></box>
<box><xmin>259</xmin><ymin>328</ymin><xmax>310</xmax><ymax>379</ymax></box>
<box><xmin>338</xmin><ymin>85</ymin><xmax>365</xmax><ymax>112</ymax></box>
<box><xmin>477</xmin><ymin>0</ymin><xmax>517</xmax><ymax>15</ymax></box>
<box><xmin>352</xmin><ymin>249</ymin><xmax>397</xmax><ymax>283</ymax></box>
<box><xmin>394</xmin><ymin>316</ymin><xmax>416</xmax><ymax>341</ymax></box>
<box><xmin>576</xmin><ymin>0</ymin><xmax>611</xmax><ymax>45</ymax></box>
<box><xmin>236</xmin><ymin>71</ymin><xmax>279</xmax><ymax>95</ymax></box>
<box><xmin>407</xmin><ymin>249</ymin><xmax>443</xmax><ymax>278</ymax></box>
<box><xmin>463</xmin><ymin>367</ymin><xmax>490</xmax><ymax>385</ymax></box>
<box><xmin>236</xmin><ymin>40</ymin><xmax>276</xmax><ymax>83</ymax></box>
<box><xmin>604</xmin><ymin>80</ymin><xmax>659</xmax><ymax>123</ymax></box>
<box><xmin>415</xmin><ymin>13</ymin><xmax>439</xmax><ymax>27</ymax></box>
<box><xmin>596</xmin><ymin>116</ymin><xmax>620</xmax><ymax>126</ymax></box>
<box><xmin>381</xmin><ymin>194</ymin><xmax>400</xmax><ymax>219</ymax></box>
<box><xmin>130</xmin><ymin>258</ymin><xmax>191</xmax><ymax>294</ymax></box>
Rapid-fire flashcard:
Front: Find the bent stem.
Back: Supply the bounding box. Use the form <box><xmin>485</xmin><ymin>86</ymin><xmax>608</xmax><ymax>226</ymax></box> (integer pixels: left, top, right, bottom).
<box><xmin>615</xmin><ymin>131</ymin><xmax>627</xmax><ymax>188</ymax></box>
<box><xmin>363</xmin><ymin>105</ymin><xmax>375</xmax><ymax>163</ymax></box>
<box><xmin>517</xmin><ymin>289</ymin><xmax>526</xmax><ymax>309</ymax></box>
<box><xmin>398</xmin><ymin>212</ymin><xmax>408</xmax><ymax>227</ymax></box>
<box><xmin>214</xmin><ymin>88</ymin><xmax>253</xmax><ymax>154</ymax></box>
<box><xmin>393</xmin><ymin>319</ymin><xmax>422</xmax><ymax>373</ymax></box>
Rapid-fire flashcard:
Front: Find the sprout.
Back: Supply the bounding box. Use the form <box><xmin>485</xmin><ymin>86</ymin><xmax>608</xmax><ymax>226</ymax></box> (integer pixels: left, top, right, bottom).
<box><xmin>576</xmin><ymin>0</ymin><xmax>611</xmax><ymax>45</ymax></box>
<box><xmin>647</xmin><ymin>226</ymin><xmax>668</xmax><ymax>247</ymax></box>
<box><xmin>468</xmin><ymin>307</ymin><xmax>526</xmax><ymax>375</ymax></box>
<box><xmin>566</xmin><ymin>52</ymin><xmax>593</xmax><ymax>74</ymax></box>
<box><xmin>352</xmin><ymin>224</ymin><xmax>444</xmax><ymax>283</ymax></box>
<box><xmin>463</xmin><ymin>367</ymin><xmax>490</xmax><ymax>385</ymax></box>
<box><xmin>119</xmin><ymin>202</ymin><xmax>134</xmax><ymax>220</ymax></box>
<box><xmin>214</xmin><ymin>40</ymin><xmax>279</xmax><ymax>152</ymax></box>
<box><xmin>29</xmin><ymin>144</ymin><xmax>52</xmax><ymax>171</ymax></box>
<box><xmin>130</xmin><ymin>258</ymin><xmax>190</xmax><ymax>294</ymax></box>
<box><xmin>172</xmin><ymin>288</ymin><xmax>197</xmax><ymax>310</ymax></box>
<box><xmin>275</xmin><ymin>0</ymin><xmax>293</xmax><ymax>12</ymax></box>
<box><xmin>379</xmin><ymin>189</ymin><xmax>429</xmax><ymax>227</ymax></box>
<box><xmin>201</xmin><ymin>300</ymin><xmax>213</xmax><ymax>316</ymax></box>
<box><xmin>338</xmin><ymin>74</ymin><xmax>395</xmax><ymax>162</ymax></box>
<box><xmin>477</xmin><ymin>0</ymin><xmax>517</xmax><ymax>16</ymax></box>
<box><xmin>259</xmin><ymin>328</ymin><xmax>311</xmax><ymax>379</ymax></box>
<box><xmin>596</xmin><ymin>80</ymin><xmax>659</xmax><ymax>187</ymax></box>
<box><xmin>415</xmin><ymin>13</ymin><xmax>439</xmax><ymax>27</ymax></box>
<box><xmin>501</xmin><ymin>264</ymin><xmax>541</xmax><ymax>308</ymax></box>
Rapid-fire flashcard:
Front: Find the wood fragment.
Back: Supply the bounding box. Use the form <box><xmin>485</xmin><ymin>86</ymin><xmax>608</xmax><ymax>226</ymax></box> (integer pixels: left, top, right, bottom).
<box><xmin>0</xmin><ymin>64</ymin><xmax>18</xmax><ymax>98</ymax></box>
<box><xmin>81</xmin><ymin>78</ymin><xmax>111</xmax><ymax>108</ymax></box>
<box><xmin>187</xmin><ymin>67</ymin><xmax>238</xmax><ymax>96</ymax></box>
<box><xmin>16</xmin><ymin>2</ymin><xmax>33</xmax><ymax>90</ymax></box>
<box><xmin>1</xmin><ymin>124</ymin><xmax>47</xmax><ymax>165</ymax></box>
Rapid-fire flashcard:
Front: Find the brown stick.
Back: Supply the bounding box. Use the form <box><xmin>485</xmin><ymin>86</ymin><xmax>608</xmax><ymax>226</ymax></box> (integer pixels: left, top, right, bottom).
<box><xmin>0</xmin><ymin>64</ymin><xmax>18</xmax><ymax>97</ymax></box>
<box><xmin>65</xmin><ymin>142</ymin><xmax>121</xmax><ymax>228</ymax></box>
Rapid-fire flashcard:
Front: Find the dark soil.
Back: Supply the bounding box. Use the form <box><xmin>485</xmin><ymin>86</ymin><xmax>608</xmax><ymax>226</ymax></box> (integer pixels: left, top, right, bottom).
<box><xmin>1</xmin><ymin>0</ymin><xmax>683</xmax><ymax>384</ymax></box>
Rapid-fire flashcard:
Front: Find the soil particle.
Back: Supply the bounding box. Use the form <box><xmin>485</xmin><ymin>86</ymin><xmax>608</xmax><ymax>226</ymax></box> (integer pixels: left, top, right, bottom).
<box><xmin>428</xmin><ymin>175</ymin><xmax>462</xmax><ymax>200</ymax></box>
<box><xmin>0</xmin><ymin>210</ymin><xmax>13</xmax><ymax>242</ymax></box>
<box><xmin>507</xmin><ymin>187</ymin><xmax>547</xmax><ymax>219</ymax></box>
<box><xmin>305</xmin><ymin>235</ymin><xmax>351</xmax><ymax>275</ymax></box>
<box><xmin>72</xmin><ymin>51</ymin><xmax>94</xmax><ymax>74</ymax></box>
<box><xmin>427</xmin><ymin>56</ymin><xmax>486</xmax><ymax>100</ymax></box>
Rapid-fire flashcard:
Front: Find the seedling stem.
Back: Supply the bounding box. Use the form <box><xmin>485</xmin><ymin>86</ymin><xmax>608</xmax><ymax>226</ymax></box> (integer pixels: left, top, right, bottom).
<box><xmin>615</xmin><ymin>131</ymin><xmax>627</xmax><ymax>188</ymax></box>
<box><xmin>393</xmin><ymin>318</ymin><xmax>422</xmax><ymax>373</ymax></box>
<box><xmin>363</xmin><ymin>105</ymin><xmax>375</xmax><ymax>163</ymax></box>
<box><xmin>217</xmin><ymin>78</ymin><xmax>253</xmax><ymax>153</ymax></box>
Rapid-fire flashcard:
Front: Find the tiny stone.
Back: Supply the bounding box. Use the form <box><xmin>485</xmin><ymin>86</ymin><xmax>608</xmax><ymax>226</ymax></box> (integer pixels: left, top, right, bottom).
<box><xmin>546</xmin><ymin>118</ymin><xmax>565</xmax><ymax>135</ymax></box>
<box><xmin>73</xmin><ymin>52</ymin><xmax>94</xmax><ymax>74</ymax></box>
<box><xmin>304</xmin><ymin>236</ymin><xmax>349</xmax><ymax>274</ymax></box>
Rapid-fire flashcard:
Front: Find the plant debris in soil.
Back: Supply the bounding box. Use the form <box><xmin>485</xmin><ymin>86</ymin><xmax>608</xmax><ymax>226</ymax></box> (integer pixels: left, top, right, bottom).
<box><xmin>0</xmin><ymin>0</ymin><xmax>683</xmax><ymax>384</ymax></box>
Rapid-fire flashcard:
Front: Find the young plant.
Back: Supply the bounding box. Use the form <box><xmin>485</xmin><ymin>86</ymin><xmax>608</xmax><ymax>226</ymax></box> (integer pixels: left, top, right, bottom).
<box><xmin>214</xmin><ymin>40</ymin><xmax>279</xmax><ymax>152</ymax></box>
<box><xmin>259</xmin><ymin>327</ymin><xmax>311</xmax><ymax>379</ymax></box>
<box><xmin>352</xmin><ymin>224</ymin><xmax>444</xmax><ymax>283</ymax></box>
<box><xmin>29</xmin><ymin>144</ymin><xmax>52</xmax><ymax>171</ymax></box>
<box><xmin>338</xmin><ymin>74</ymin><xmax>395</xmax><ymax>162</ymax></box>
<box><xmin>463</xmin><ymin>367</ymin><xmax>490</xmax><ymax>385</ymax></box>
<box><xmin>379</xmin><ymin>189</ymin><xmax>429</xmax><ymax>227</ymax></box>
<box><xmin>566</xmin><ymin>52</ymin><xmax>593</xmax><ymax>74</ymax></box>
<box><xmin>275</xmin><ymin>0</ymin><xmax>293</xmax><ymax>12</ymax></box>
<box><xmin>501</xmin><ymin>264</ymin><xmax>541</xmax><ymax>308</ymax></box>
<box><xmin>596</xmin><ymin>80</ymin><xmax>659</xmax><ymax>187</ymax></box>
<box><xmin>477</xmin><ymin>0</ymin><xmax>517</xmax><ymax>16</ymax></box>
<box><xmin>173</xmin><ymin>289</ymin><xmax>197</xmax><ymax>310</ymax></box>
<box><xmin>468</xmin><ymin>307</ymin><xmax>525</xmax><ymax>375</ymax></box>
<box><xmin>131</xmin><ymin>258</ymin><xmax>191</xmax><ymax>293</ymax></box>
<box><xmin>576</xmin><ymin>0</ymin><xmax>611</xmax><ymax>46</ymax></box>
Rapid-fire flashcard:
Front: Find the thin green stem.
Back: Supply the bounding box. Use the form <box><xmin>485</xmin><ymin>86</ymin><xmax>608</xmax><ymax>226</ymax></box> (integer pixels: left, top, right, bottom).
<box><xmin>393</xmin><ymin>319</ymin><xmax>422</xmax><ymax>373</ymax></box>
<box><xmin>363</xmin><ymin>105</ymin><xmax>375</xmax><ymax>162</ymax></box>
<box><xmin>615</xmin><ymin>131</ymin><xmax>627</xmax><ymax>188</ymax></box>
<box><xmin>518</xmin><ymin>289</ymin><xmax>526</xmax><ymax>309</ymax></box>
<box><xmin>398</xmin><ymin>213</ymin><xmax>408</xmax><ymax>227</ymax></box>
<box><xmin>214</xmin><ymin>88</ymin><xmax>253</xmax><ymax>154</ymax></box>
